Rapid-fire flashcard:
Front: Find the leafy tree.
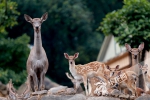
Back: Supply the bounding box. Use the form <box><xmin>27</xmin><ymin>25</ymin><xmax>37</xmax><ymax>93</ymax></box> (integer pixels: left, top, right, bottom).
<box><xmin>99</xmin><ymin>0</ymin><xmax>150</xmax><ymax>51</ymax></box>
<box><xmin>99</xmin><ymin>0</ymin><xmax>150</xmax><ymax>89</ymax></box>
<box><xmin>84</xmin><ymin>0</ymin><xmax>123</xmax><ymax>30</ymax></box>
<box><xmin>0</xmin><ymin>0</ymin><xmax>19</xmax><ymax>37</ymax></box>
<box><xmin>0</xmin><ymin>0</ymin><xmax>30</xmax><ymax>87</ymax></box>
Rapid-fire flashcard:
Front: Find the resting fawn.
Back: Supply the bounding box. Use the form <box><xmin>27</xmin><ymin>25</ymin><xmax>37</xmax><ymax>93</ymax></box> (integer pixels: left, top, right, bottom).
<box><xmin>107</xmin><ymin>65</ymin><xmax>138</xmax><ymax>97</ymax></box>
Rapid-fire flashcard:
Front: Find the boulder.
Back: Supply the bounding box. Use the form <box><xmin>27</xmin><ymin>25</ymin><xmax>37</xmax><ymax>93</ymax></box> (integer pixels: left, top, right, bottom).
<box><xmin>136</xmin><ymin>95</ymin><xmax>150</xmax><ymax>100</ymax></box>
<box><xmin>17</xmin><ymin>77</ymin><xmax>59</xmax><ymax>94</ymax></box>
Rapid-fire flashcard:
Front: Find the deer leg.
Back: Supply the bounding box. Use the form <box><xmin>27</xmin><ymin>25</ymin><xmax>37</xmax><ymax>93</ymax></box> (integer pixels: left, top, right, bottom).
<box><xmin>74</xmin><ymin>80</ymin><xmax>80</xmax><ymax>92</ymax></box>
<box><xmin>32</xmin><ymin>72</ymin><xmax>38</xmax><ymax>91</ymax></box>
<box><xmin>40</xmin><ymin>72</ymin><xmax>45</xmax><ymax>90</ymax></box>
<box><xmin>127</xmin><ymin>82</ymin><xmax>136</xmax><ymax>97</ymax></box>
<box><xmin>88</xmin><ymin>79</ymin><xmax>92</xmax><ymax>96</ymax></box>
<box><xmin>82</xmin><ymin>76</ymin><xmax>88</xmax><ymax>96</ymax></box>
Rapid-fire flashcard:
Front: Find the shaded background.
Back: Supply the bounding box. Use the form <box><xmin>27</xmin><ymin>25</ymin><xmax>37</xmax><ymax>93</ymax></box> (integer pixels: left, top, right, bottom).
<box><xmin>0</xmin><ymin>0</ymin><xmax>123</xmax><ymax>88</ymax></box>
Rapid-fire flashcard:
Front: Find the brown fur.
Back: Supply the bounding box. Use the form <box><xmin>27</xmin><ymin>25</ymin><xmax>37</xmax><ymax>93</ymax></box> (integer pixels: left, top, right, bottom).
<box><xmin>24</xmin><ymin>13</ymin><xmax>49</xmax><ymax>91</ymax></box>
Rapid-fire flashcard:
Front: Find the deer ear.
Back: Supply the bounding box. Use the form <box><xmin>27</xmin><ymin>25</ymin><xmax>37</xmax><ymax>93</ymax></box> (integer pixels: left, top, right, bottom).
<box><xmin>64</xmin><ymin>53</ymin><xmax>69</xmax><ymax>59</ymax></box>
<box><xmin>115</xmin><ymin>65</ymin><xmax>119</xmax><ymax>70</ymax></box>
<box><xmin>74</xmin><ymin>52</ymin><xmax>79</xmax><ymax>59</ymax></box>
<box><xmin>138</xmin><ymin>42</ymin><xmax>144</xmax><ymax>52</ymax></box>
<box><xmin>125</xmin><ymin>43</ymin><xmax>131</xmax><ymax>51</ymax></box>
<box><xmin>41</xmin><ymin>12</ymin><xmax>48</xmax><ymax>22</ymax></box>
<box><xmin>106</xmin><ymin>65</ymin><xmax>110</xmax><ymax>70</ymax></box>
<box><xmin>24</xmin><ymin>14</ymin><xmax>32</xmax><ymax>23</ymax></box>
<box><xmin>118</xmin><ymin>71</ymin><xmax>121</xmax><ymax>75</ymax></box>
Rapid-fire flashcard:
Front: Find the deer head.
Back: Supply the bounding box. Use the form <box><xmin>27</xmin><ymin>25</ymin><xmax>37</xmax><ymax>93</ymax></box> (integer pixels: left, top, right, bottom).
<box><xmin>106</xmin><ymin>65</ymin><xmax>120</xmax><ymax>88</ymax></box>
<box><xmin>125</xmin><ymin>42</ymin><xmax>144</xmax><ymax>59</ymax></box>
<box><xmin>24</xmin><ymin>12</ymin><xmax>48</xmax><ymax>33</ymax></box>
<box><xmin>139</xmin><ymin>63</ymin><xmax>149</xmax><ymax>75</ymax></box>
<box><xmin>64</xmin><ymin>53</ymin><xmax>79</xmax><ymax>66</ymax></box>
<box><xmin>106</xmin><ymin>65</ymin><xmax>119</xmax><ymax>77</ymax></box>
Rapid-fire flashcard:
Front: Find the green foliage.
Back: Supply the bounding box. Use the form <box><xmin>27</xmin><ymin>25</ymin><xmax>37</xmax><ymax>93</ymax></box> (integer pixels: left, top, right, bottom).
<box><xmin>99</xmin><ymin>0</ymin><xmax>150</xmax><ymax>50</ymax></box>
<box><xmin>0</xmin><ymin>0</ymin><xmax>30</xmax><ymax>88</ymax></box>
<box><xmin>84</xmin><ymin>0</ymin><xmax>123</xmax><ymax>30</ymax></box>
<box><xmin>0</xmin><ymin>0</ymin><xmax>19</xmax><ymax>37</ymax></box>
<box><xmin>0</xmin><ymin>69</ymin><xmax>27</xmax><ymax>87</ymax></box>
<box><xmin>0</xmin><ymin>34</ymin><xmax>30</xmax><ymax>72</ymax></box>
<box><xmin>0</xmin><ymin>34</ymin><xmax>30</xmax><ymax>87</ymax></box>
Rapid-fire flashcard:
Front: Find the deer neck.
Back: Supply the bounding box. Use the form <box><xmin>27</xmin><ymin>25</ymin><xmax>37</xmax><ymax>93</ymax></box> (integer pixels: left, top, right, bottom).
<box><xmin>131</xmin><ymin>54</ymin><xmax>139</xmax><ymax>66</ymax></box>
<box><xmin>69</xmin><ymin>62</ymin><xmax>79</xmax><ymax>78</ymax></box>
<box><xmin>34</xmin><ymin>31</ymin><xmax>42</xmax><ymax>54</ymax></box>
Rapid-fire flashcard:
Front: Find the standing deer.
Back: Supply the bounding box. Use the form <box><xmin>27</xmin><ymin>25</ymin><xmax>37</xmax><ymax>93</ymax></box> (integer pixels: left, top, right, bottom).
<box><xmin>107</xmin><ymin>65</ymin><xmax>138</xmax><ymax>97</ymax></box>
<box><xmin>139</xmin><ymin>64</ymin><xmax>150</xmax><ymax>91</ymax></box>
<box><xmin>125</xmin><ymin>42</ymin><xmax>144</xmax><ymax>88</ymax></box>
<box><xmin>64</xmin><ymin>52</ymin><xmax>106</xmax><ymax>96</ymax></box>
<box><xmin>24</xmin><ymin>13</ymin><xmax>49</xmax><ymax>92</ymax></box>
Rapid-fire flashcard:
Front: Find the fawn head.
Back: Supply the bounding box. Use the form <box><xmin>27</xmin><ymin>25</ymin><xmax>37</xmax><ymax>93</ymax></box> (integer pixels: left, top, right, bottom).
<box><xmin>106</xmin><ymin>65</ymin><xmax>119</xmax><ymax>77</ymax></box>
<box><xmin>106</xmin><ymin>65</ymin><xmax>121</xmax><ymax>88</ymax></box>
<box><xmin>24</xmin><ymin>12</ymin><xmax>48</xmax><ymax>33</ymax></box>
<box><xmin>64</xmin><ymin>53</ymin><xmax>79</xmax><ymax>66</ymax></box>
<box><xmin>125</xmin><ymin>42</ymin><xmax>144</xmax><ymax>59</ymax></box>
<box><xmin>139</xmin><ymin>63</ymin><xmax>149</xmax><ymax>75</ymax></box>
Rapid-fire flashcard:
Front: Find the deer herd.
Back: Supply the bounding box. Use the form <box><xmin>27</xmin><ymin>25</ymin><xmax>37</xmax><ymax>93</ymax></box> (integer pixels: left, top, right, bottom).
<box><xmin>4</xmin><ymin>12</ymin><xmax>150</xmax><ymax>100</ymax></box>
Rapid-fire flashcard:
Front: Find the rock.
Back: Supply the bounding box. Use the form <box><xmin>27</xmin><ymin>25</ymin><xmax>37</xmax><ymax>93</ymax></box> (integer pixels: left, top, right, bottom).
<box><xmin>48</xmin><ymin>86</ymin><xmax>68</xmax><ymax>95</ymax></box>
<box><xmin>32</xmin><ymin>90</ymin><xmax>47</xmax><ymax>96</ymax></box>
<box><xmin>87</xmin><ymin>96</ymin><xmax>120</xmax><ymax>100</ymax></box>
<box><xmin>129</xmin><ymin>95</ymin><xmax>136</xmax><ymax>99</ymax></box>
<box><xmin>41</xmin><ymin>95</ymin><xmax>73</xmax><ymax>100</ymax></box>
<box><xmin>44</xmin><ymin>77</ymin><xmax>59</xmax><ymax>90</ymax></box>
<box><xmin>0</xmin><ymin>97</ymin><xmax>7</xmax><ymax>100</ymax></box>
<box><xmin>0</xmin><ymin>82</ymin><xmax>7</xmax><ymax>97</ymax></box>
<box><xmin>66</xmin><ymin>88</ymin><xmax>76</xmax><ymax>95</ymax></box>
<box><xmin>119</xmin><ymin>94</ymin><xmax>129</xmax><ymax>99</ymax></box>
<box><xmin>68</xmin><ymin>94</ymin><xmax>86</xmax><ymax>100</ymax></box>
<box><xmin>135</xmin><ymin>94</ymin><xmax>150</xmax><ymax>100</ymax></box>
<box><xmin>17</xmin><ymin>77</ymin><xmax>59</xmax><ymax>94</ymax></box>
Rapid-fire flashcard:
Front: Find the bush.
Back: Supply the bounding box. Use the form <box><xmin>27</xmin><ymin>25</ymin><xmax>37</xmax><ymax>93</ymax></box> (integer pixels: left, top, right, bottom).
<box><xmin>99</xmin><ymin>0</ymin><xmax>150</xmax><ymax>50</ymax></box>
<box><xmin>0</xmin><ymin>34</ymin><xmax>30</xmax><ymax>87</ymax></box>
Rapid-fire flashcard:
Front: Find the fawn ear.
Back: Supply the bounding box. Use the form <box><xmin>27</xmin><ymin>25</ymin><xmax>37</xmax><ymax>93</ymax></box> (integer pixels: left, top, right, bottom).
<box><xmin>64</xmin><ymin>53</ymin><xmax>69</xmax><ymax>59</ymax></box>
<box><xmin>24</xmin><ymin>14</ymin><xmax>32</xmax><ymax>23</ymax></box>
<box><xmin>41</xmin><ymin>12</ymin><xmax>48</xmax><ymax>22</ymax></box>
<box><xmin>106</xmin><ymin>65</ymin><xmax>110</xmax><ymax>70</ymax></box>
<box><xmin>125</xmin><ymin>43</ymin><xmax>131</xmax><ymax>52</ymax></box>
<box><xmin>74</xmin><ymin>52</ymin><xmax>79</xmax><ymax>59</ymax></box>
<box><xmin>118</xmin><ymin>71</ymin><xmax>121</xmax><ymax>75</ymax></box>
<box><xmin>138</xmin><ymin>42</ymin><xmax>144</xmax><ymax>52</ymax></box>
<box><xmin>115</xmin><ymin>65</ymin><xmax>119</xmax><ymax>70</ymax></box>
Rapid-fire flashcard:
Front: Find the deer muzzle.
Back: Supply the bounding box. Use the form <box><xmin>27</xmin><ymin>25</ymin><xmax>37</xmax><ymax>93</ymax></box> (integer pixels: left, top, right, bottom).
<box><xmin>35</xmin><ymin>26</ymin><xmax>39</xmax><ymax>33</ymax></box>
<box><xmin>133</xmin><ymin>55</ymin><xmax>137</xmax><ymax>59</ymax></box>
